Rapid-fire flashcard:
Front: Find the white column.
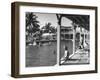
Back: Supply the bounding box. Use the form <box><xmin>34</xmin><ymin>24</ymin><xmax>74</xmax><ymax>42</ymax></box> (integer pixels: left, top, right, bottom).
<box><xmin>55</xmin><ymin>24</ymin><xmax>60</xmax><ymax>66</ymax></box>
<box><xmin>73</xmin><ymin>26</ymin><xmax>75</xmax><ymax>56</ymax></box>
<box><xmin>69</xmin><ymin>24</ymin><xmax>75</xmax><ymax>58</ymax></box>
<box><xmin>80</xmin><ymin>26</ymin><xmax>82</xmax><ymax>46</ymax></box>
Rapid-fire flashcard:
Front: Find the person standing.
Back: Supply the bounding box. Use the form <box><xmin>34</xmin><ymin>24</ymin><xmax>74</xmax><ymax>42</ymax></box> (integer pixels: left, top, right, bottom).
<box><xmin>61</xmin><ymin>45</ymin><xmax>69</xmax><ymax>63</ymax></box>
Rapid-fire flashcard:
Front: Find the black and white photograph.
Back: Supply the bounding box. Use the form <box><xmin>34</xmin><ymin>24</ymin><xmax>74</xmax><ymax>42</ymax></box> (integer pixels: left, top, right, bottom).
<box><xmin>59</xmin><ymin>14</ymin><xmax>90</xmax><ymax>65</ymax></box>
<box><xmin>25</xmin><ymin>12</ymin><xmax>90</xmax><ymax>67</ymax></box>
<box><xmin>25</xmin><ymin>12</ymin><xmax>57</xmax><ymax>67</ymax></box>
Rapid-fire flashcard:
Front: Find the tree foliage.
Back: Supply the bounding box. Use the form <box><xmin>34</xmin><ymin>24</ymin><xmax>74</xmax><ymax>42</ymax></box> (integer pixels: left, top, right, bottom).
<box><xmin>42</xmin><ymin>22</ymin><xmax>57</xmax><ymax>34</ymax></box>
<box><xmin>26</xmin><ymin>12</ymin><xmax>40</xmax><ymax>34</ymax></box>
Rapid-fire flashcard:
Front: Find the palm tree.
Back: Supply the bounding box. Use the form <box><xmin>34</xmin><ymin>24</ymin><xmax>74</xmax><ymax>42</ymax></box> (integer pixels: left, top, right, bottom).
<box><xmin>42</xmin><ymin>22</ymin><xmax>57</xmax><ymax>42</ymax></box>
<box><xmin>26</xmin><ymin>12</ymin><xmax>40</xmax><ymax>34</ymax></box>
<box><xmin>26</xmin><ymin>12</ymin><xmax>40</xmax><ymax>45</ymax></box>
<box><xmin>42</xmin><ymin>22</ymin><xmax>56</xmax><ymax>33</ymax></box>
<box><xmin>42</xmin><ymin>23</ymin><xmax>52</xmax><ymax>33</ymax></box>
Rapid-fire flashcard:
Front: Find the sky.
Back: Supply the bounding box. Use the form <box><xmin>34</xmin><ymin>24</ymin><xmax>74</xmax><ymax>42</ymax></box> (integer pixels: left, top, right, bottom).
<box><xmin>34</xmin><ymin>13</ymin><xmax>72</xmax><ymax>29</ymax></box>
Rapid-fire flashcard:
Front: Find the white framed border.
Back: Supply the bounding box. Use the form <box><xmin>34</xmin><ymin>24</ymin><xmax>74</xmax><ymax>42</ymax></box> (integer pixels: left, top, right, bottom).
<box><xmin>19</xmin><ymin>5</ymin><xmax>96</xmax><ymax>75</ymax></box>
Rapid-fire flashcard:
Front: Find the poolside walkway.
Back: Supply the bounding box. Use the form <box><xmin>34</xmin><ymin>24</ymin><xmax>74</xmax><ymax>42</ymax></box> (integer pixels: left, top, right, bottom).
<box><xmin>61</xmin><ymin>49</ymin><xmax>90</xmax><ymax>65</ymax></box>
